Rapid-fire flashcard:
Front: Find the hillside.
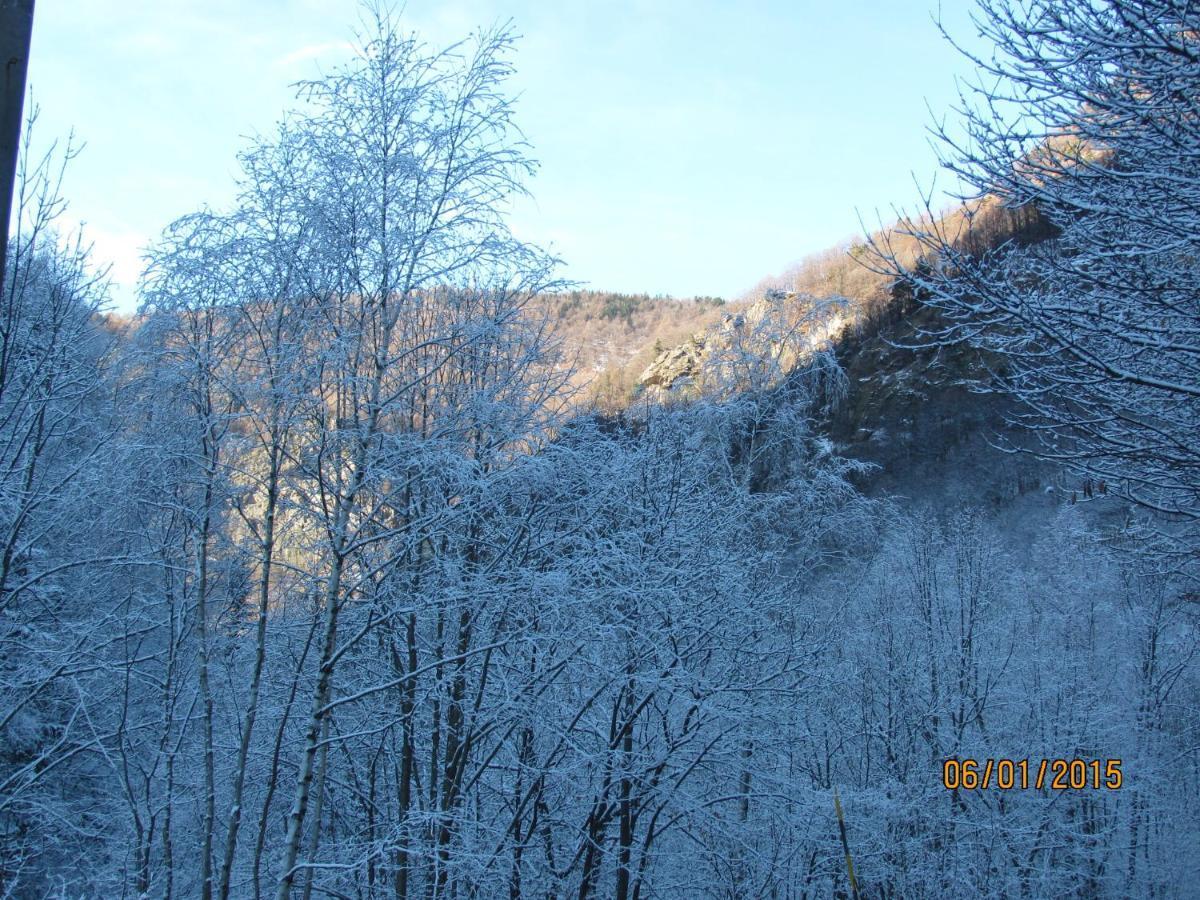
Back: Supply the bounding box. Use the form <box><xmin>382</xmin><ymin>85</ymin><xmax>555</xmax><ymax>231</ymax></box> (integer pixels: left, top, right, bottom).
<box><xmin>532</xmin><ymin>289</ymin><xmax>731</xmax><ymax>409</ymax></box>
<box><xmin>623</xmin><ymin>197</ymin><xmax>1061</xmax><ymax>493</ymax></box>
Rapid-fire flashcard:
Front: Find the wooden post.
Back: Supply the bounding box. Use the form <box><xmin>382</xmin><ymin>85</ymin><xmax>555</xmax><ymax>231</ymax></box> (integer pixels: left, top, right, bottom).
<box><xmin>833</xmin><ymin>788</ymin><xmax>861</xmax><ymax>900</ymax></box>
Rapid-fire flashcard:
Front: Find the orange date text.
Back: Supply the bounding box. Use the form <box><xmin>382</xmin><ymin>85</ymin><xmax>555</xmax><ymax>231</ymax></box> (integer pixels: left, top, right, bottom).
<box><xmin>941</xmin><ymin>758</ymin><xmax>1122</xmax><ymax>790</ymax></box>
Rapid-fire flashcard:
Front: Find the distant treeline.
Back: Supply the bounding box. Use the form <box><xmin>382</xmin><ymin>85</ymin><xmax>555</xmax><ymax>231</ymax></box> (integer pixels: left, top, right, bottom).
<box><xmin>543</xmin><ymin>290</ymin><xmax>724</xmax><ymax>327</ymax></box>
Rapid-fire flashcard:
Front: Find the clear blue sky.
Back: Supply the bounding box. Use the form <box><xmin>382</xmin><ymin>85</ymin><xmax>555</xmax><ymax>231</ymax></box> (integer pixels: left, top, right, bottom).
<box><xmin>27</xmin><ymin>1</ymin><xmax>987</xmax><ymax>312</ymax></box>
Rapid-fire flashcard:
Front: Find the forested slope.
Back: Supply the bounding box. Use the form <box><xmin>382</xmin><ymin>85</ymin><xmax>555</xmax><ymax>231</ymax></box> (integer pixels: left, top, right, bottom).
<box><xmin>1</xmin><ymin>1</ymin><xmax>1198</xmax><ymax>898</ymax></box>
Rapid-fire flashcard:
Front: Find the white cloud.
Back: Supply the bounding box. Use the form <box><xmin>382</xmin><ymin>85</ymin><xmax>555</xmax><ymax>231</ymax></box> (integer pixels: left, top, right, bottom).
<box><xmin>274</xmin><ymin>40</ymin><xmax>354</xmax><ymax>68</ymax></box>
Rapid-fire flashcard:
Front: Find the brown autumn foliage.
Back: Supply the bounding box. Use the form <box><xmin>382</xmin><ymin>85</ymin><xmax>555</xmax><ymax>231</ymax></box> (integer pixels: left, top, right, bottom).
<box><xmin>588</xmin><ymin>196</ymin><xmax>1054</xmax><ymax>411</ymax></box>
<box><xmin>530</xmin><ymin>290</ymin><xmax>731</xmax><ymax>411</ymax></box>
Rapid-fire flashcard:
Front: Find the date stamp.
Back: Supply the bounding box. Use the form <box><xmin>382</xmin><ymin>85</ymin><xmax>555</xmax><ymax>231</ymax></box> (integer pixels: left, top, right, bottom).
<box><xmin>942</xmin><ymin>758</ymin><xmax>1123</xmax><ymax>790</ymax></box>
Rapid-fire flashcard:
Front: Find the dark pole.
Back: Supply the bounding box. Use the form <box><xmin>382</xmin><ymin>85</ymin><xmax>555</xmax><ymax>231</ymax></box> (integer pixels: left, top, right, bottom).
<box><xmin>0</xmin><ymin>0</ymin><xmax>35</xmax><ymax>296</ymax></box>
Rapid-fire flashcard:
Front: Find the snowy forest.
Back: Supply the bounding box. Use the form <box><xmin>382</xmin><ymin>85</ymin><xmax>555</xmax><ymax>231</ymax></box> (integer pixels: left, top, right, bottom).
<box><xmin>1</xmin><ymin>1</ymin><xmax>1198</xmax><ymax>897</ymax></box>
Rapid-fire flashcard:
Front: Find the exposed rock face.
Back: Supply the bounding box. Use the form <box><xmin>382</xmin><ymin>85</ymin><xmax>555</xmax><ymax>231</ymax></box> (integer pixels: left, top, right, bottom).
<box><xmin>636</xmin><ymin>290</ymin><xmax>847</xmax><ymax>399</ymax></box>
<box><xmin>638</xmin><ymin>332</ymin><xmax>707</xmax><ymax>390</ymax></box>
<box><xmin>637</xmin><ymin>292</ymin><xmax>782</xmax><ymax>395</ymax></box>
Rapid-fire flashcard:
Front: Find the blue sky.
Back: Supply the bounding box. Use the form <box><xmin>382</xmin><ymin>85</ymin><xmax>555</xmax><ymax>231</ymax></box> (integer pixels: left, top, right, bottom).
<box><xmin>27</xmin><ymin>1</ymin><xmax>987</xmax><ymax>312</ymax></box>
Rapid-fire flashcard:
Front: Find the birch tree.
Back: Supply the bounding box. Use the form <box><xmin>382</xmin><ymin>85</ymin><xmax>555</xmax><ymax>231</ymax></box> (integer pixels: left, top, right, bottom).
<box><xmin>230</xmin><ymin>13</ymin><xmax>565</xmax><ymax>897</ymax></box>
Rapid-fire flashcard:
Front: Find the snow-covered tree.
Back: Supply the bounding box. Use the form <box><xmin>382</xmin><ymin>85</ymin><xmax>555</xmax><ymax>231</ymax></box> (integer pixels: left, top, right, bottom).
<box><xmin>877</xmin><ymin>0</ymin><xmax>1200</xmax><ymax>571</ymax></box>
<box><xmin>0</xmin><ymin>115</ymin><xmax>123</xmax><ymax>892</ymax></box>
